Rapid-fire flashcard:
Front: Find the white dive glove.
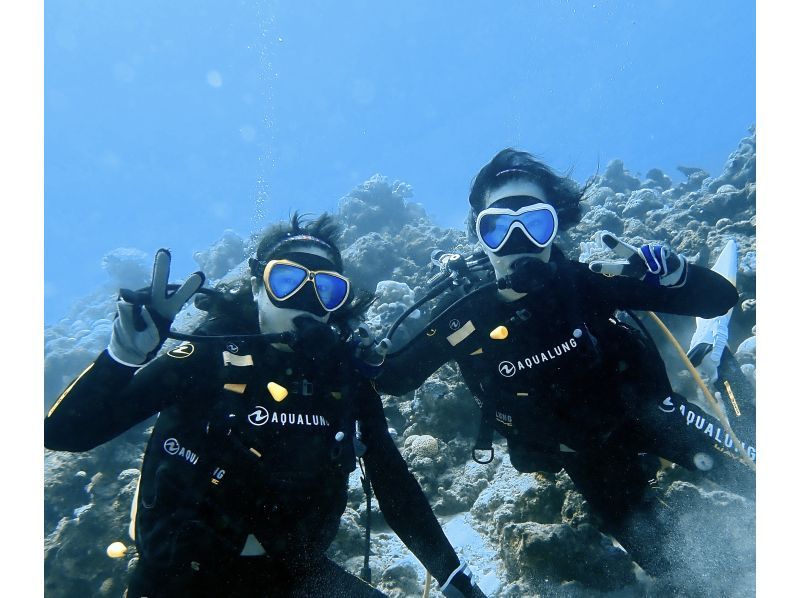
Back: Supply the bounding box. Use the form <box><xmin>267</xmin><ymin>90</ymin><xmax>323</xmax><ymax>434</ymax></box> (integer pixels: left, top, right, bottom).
<box><xmin>108</xmin><ymin>249</ymin><xmax>205</xmax><ymax>366</ymax></box>
<box><xmin>588</xmin><ymin>232</ymin><xmax>688</xmax><ymax>288</ymax></box>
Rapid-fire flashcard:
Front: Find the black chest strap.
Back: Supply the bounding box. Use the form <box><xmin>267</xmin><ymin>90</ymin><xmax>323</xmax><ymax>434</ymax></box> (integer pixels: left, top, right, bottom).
<box><xmin>467</xmin><ymin>307</ymin><xmax>534</xmax><ymax>465</ymax></box>
<box><xmin>470</xmin><ymin>377</ymin><xmax>497</xmax><ymax>464</ymax></box>
<box><xmin>473</xmin><ymin>404</ymin><xmax>495</xmax><ymax>464</ymax></box>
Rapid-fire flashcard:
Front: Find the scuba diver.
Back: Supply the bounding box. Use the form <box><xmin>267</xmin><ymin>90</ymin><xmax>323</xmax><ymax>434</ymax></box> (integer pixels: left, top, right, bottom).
<box><xmin>45</xmin><ymin>213</ymin><xmax>487</xmax><ymax>598</ymax></box>
<box><xmin>375</xmin><ymin>149</ymin><xmax>756</xmax><ymax>579</ymax></box>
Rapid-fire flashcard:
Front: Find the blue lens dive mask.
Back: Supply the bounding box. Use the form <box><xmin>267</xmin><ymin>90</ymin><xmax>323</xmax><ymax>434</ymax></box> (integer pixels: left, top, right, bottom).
<box><xmin>476</xmin><ymin>202</ymin><xmax>559</xmax><ymax>253</ymax></box>
<box><xmin>264</xmin><ymin>259</ymin><xmax>350</xmax><ymax>312</ymax></box>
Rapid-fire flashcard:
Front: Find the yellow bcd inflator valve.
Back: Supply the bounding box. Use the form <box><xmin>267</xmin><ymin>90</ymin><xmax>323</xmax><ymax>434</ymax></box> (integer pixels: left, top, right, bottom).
<box><xmin>490</xmin><ymin>325</ymin><xmax>509</xmax><ymax>340</ymax></box>
<box><xmin>267</xmin><ymin>381</ymin><xmax>289</xmax><ymax>402</ymax></box>
<box><xmin>106</xmin><ymin>542</ymin><xmax>128</xmax><ymax>559</ymax></box>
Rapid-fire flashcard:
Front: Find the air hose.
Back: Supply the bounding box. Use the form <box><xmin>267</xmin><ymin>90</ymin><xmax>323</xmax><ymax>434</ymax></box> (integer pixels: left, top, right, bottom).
<box><xmin>384</xmin><ymin>251</ymin><xmax>492</xmax><ymax>345</ymax></box>
<box><xmin>645</xmin><ymin>311</ymin><xmax>756</xmax><ymax>472</ymax></box>
<box><xmin>384</xmin><ymin>277</ymin><xmax>453</xmax><ymax>342</ymax></box>
<box><xmin>422</xmin><ymin>570</ymin><xmax>432</xmax><ymax>598</ymax></box>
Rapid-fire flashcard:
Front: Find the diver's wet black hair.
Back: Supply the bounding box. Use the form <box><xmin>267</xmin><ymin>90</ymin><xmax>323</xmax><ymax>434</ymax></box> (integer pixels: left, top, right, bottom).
<box><xmin>468</xmin><ymin>149</ymin><xmax>585</xmax><ymax>232</ymax></box>
<box><xmin>255</xmin><ymin>212</ymin><xmax>344</xmax><ymax>271</ymax></box>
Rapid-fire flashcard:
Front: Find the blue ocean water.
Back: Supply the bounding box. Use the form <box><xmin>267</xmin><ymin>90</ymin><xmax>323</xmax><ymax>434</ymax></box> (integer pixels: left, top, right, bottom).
<box><xmin>45</xmin><ymin>0</ymin><xmax>754</xmax><ymax>324</ymax></box>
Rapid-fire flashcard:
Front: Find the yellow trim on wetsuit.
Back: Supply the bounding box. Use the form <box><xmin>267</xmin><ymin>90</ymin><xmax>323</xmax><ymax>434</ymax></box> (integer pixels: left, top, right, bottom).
<box><xmin>47</xmin><ymin>362</ymin><xmax>95</xmax><ymax>418</ymax></box>
<box><xmin>129</xmin><ymin>475</ymin><xmax>141</xmax><ymax>541</ymax></box>
<box><xmin>723</xmin><ymin>380</ymin><xmax>742</xmax><ymax>417</ymax></box>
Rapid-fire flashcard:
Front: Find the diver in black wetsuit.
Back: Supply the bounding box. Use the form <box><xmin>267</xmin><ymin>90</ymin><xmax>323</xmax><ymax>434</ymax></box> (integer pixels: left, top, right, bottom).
<box><xmin>45</xmin><ymin>214</ymin><xmax>486</xmax><ymax>598</ymax></box>
<box><xmin>376</xmin><ymin>150</ymin><xmax>756</xmax><ymax>578</ymax></box>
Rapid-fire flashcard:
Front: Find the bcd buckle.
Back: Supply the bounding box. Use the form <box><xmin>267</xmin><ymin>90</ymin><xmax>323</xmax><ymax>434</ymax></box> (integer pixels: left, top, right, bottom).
<box><xmin>472</xmin><ymin>447</ymin><xmax>494</xmax><ymax>464</ymax></box>
<box><xmin>291</xmin><ymin>379</ymin><xmax>315</xmax><ymax>396</ymax></box>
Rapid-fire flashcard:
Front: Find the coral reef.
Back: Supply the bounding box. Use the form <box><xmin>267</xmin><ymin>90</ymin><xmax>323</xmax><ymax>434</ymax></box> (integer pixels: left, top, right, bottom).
<box><xmin>192</xmin><ymin>228</ymin><xmax>246</xmax><ymax>280</ymax></box>
<box><xmin>44</xmin><ymin>129</ymin><xmax>757</xmax><ymax>597</ymax></box>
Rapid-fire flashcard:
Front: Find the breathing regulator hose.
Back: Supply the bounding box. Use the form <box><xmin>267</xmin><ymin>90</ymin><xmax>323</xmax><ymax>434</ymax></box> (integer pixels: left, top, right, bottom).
<box><xmin>422</xmin><ymin>570</ymin><xmax>432</xmax><ymax>598</ymax></box>
<box><xmin>645</xmin><ymin>311</ymin><xmax>755</xmax><ymax>472</ymax></box>
<box><xmin>383</xmin><ymin>277</ymin><xmax>453</xmax><ymax>343</ymax></box>
<box><xmin>383</xmin><ymin>250</ymin><xmax>492</xmax><ymax>346</ymax></box>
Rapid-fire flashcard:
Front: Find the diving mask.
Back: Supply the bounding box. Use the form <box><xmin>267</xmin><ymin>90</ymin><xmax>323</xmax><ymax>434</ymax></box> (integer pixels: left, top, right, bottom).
<box><xmin>476</xmin><ymin>203</ymin><xmax>558</xmax><ymax>253</ymax></box>
<box><xmin>263</xmin><ymin>259</ymin><xmax>350</xmax><ymax>312</ymax></box>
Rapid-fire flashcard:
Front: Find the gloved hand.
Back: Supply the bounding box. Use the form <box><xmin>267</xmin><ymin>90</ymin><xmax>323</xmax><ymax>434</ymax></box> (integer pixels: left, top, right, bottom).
<box><xmin>588</xmin><ymin>233</ymin><xmax>687</xmax><ymax>288</ymax></box>
<box><xmin>108</xmin><ymin>249</ymin><xmax>205</xmax><ymax>366</ymax></box>
<box><xmin>500</xmin><ymin>257</ymin><xmax>558</xmax><ymax>294</ymax></box>
<box><xmin>440</xmin><ymin>562</ymin><xmax>488</xmax><ymax>598</ymax></box>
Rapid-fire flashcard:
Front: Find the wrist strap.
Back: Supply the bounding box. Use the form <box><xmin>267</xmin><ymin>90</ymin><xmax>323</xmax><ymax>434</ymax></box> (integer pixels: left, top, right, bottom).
<box><xmin>441</xmin><ymin>561</ymin><xmax>468</xmax><ymax>590</ymax></box>
<box><xmin>106</xmin><ymin>347</ymin><xmax>147</xmax><ymax>369</ymax></box>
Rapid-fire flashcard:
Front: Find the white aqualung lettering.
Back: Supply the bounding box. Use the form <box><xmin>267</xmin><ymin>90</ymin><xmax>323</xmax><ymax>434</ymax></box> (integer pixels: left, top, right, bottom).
<box><xmin>673</xmin><ymin>404</ymin><xmax>756</xmax><ymax>462</ymax></box>
<box><xmin>255</xmin><ymin>411</ymin><xmax>331</xmax><ymax>428</ymax></box>
<box><xmin>163</xmin><ymin>438</ymin><xmax>199</xmax><ymax>465</ymax></box>
<box><xmin>497</xmin><ymin>334</ymin><xmax>581</xmax><ymax>377</ymax></box>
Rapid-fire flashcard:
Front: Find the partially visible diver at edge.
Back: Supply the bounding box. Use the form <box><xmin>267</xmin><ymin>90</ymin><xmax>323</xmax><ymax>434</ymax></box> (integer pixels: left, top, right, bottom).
<box><xmin>45</xmin><ymin>213</ymin><xmax>487</xmax><ymax>598</ymax></box>
<box><xmin>375</xmin><ymin>149</ymin><xmax>756</xmax><ymax>581</ymax></box>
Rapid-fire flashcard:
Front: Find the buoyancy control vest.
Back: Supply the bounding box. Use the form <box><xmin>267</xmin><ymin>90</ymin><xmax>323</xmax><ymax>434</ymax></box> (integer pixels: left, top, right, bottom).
<box><xmin>439</xmin><ymin>282</ymin><xmax>605</xmax><ymax>465</ymax></box>
<box><xmin>423</xmin><ymin>259</ymin><xmax>670</xmax><ymax>467</ymax></box>
<box><xmin>133</xmin><ymin>339</ymin><xmax>359</xmax><ymax>573</ymax></box>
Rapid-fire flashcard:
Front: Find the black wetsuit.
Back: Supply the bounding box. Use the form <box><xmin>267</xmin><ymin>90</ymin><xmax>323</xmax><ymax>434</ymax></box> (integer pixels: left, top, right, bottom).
<box><xmin>45</xmin><ymin>335</ymin><xmax>460</xmax><ymax>597</ymax></box>
<box><xmin>376</xmin><ymin>250</ymin><xmax>754</xmax><ymax>574</ymax></box>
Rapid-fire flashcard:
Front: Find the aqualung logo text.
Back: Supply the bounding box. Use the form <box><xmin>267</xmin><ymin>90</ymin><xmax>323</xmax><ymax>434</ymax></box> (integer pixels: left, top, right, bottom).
<box><xmin>659</xmin><ymin>397</ymin><xmax>676</xmax><ymax>413</ymax></box>
<box><xmin>247</xmin><ymin>406</ymin><xmax>331</xmax><ymax>428</ymax></box>
<box><xmin>167</xmin><ymin>343</ymin><xmax>195</xmax><ymax>359</ymax></box>
<box><xmin>498</xmin><ymin>361</ymin><xmax>516</xmax><ymax>377</ymax></box>
<box><xmin>162</xmin><ymin>437</ymin><xmax>199</xmax><ymax>465</ymax></box>
<box><xmin>497</xmin><ymin>337</ymin><xmax>579</xmax><ymax>377</ymax></box>
<box><xmin>675</xmin><ymin>403</ymin><xmax>756</xmax><ymax>462</ymax></box>
<box><xmin>248</xmin><ymin>406</ymin><xmax>270</xmax><ymax>426</ymax></box>
<box><xmin>164</xmin><ymin>438</ymin><xmax>180</xmax><ymax>454</ymax></box>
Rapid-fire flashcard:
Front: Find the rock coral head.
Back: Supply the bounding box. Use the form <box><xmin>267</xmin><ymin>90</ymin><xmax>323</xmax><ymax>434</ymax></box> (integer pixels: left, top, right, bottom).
<box><xmin>406</xmin><ymin>434</ymin><xmax>440</xmax><ymax>459</ymax></box>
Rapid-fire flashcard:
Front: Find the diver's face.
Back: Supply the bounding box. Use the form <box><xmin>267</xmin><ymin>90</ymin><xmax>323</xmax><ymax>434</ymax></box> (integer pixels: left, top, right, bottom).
<box><xmin>478</xmin><ymin>180</ymin><xmax>555</xmax><ymax>278</ymax></box>
<box><xmin>250</xmin><ymin>245</ymin><xmax>341</xmax><ymax>335</ymax></box>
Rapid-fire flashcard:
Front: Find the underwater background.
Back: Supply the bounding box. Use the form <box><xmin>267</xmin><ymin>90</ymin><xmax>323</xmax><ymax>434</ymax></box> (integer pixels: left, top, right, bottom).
<box><xmin>45</xmin><ymin>0</ymin><xmax>754</xmax><ymax>324</ymax></box>
<box><xmin>44</xmin><ymin>1</ymin><xmax>756</xmax><ymax>597</ymax></box>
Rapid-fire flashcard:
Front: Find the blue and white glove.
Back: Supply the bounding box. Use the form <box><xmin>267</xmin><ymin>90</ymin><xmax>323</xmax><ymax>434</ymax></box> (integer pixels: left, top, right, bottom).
<box><xmin>441</xmin><ymin>562</ymin><xmax>487</xmax><ymax>598</ymax></box>
<box><xmin>108</xmin><ymin>249</ymin><xmax>205</xmax><ymax>366</ymax></box>
<box><xmin>588</xmin><ymin>233</ymin><xmax>688</xmax><ymax>288</ymax></box>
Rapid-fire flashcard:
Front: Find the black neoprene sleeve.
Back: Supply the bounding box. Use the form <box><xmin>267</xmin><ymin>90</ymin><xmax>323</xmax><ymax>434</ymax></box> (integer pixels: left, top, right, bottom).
<box><xmin>377</xmin><ymin>262</ymin><xmax>738</xmax><ymax>397</ymax></box>
<box><xmin>44</xmin><ymin>349</ymin><xmax>192</xmax><ymax>451</ymax></box>
<box><xmin>374</xmin><ymin>330</ymin><xmax>451</xmax><ymax>397</ymax></box>
<box><xmin>577</xmin><ymin>262</ymin><xmax>739</xmax><ymax>319</ymax></box>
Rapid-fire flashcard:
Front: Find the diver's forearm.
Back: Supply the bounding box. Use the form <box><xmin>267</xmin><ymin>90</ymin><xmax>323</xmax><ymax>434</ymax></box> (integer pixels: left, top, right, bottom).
<box><xmin>44</xmin><ymin>350</ymin><xmax>157</xmax><ymax>451</ymax></box>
